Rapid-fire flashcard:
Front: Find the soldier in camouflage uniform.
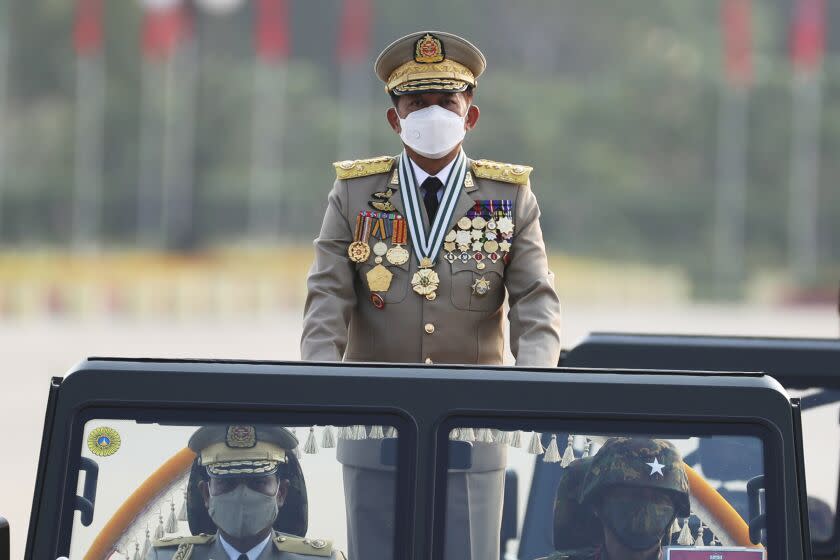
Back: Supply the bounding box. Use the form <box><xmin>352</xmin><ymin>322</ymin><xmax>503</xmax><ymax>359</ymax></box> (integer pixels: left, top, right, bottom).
<box><xmin>540</xmin><ymin>437</ymin><xmax>690</xmax><ymax>560</ymax></box>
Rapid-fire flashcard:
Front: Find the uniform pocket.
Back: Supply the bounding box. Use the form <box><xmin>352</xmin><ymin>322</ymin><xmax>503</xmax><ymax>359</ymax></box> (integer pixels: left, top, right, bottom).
<box><xmin>449</xmin><ymin>259</ymin><xmax>505</xmax><ymax>312</ymax></box>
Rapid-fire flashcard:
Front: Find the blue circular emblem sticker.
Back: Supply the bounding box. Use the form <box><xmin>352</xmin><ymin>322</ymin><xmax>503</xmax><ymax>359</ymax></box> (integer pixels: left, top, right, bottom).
<box><xmin>87</xmin><ymin>426</ymin><xmax>121</xmax><ymax>457</ymax></box>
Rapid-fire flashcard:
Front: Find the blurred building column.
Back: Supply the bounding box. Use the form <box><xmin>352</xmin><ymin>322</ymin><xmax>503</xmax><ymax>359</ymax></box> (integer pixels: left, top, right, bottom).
<box><xmin>336</xmin><ymin>0</ymin><xmax>373</xmax><ymax>161</ymax></box>
<box><xmin>788</xmin><ymin>0</ymin><xmax>824</xmax><ymax>286</ymax></box>
<box><xmin>72</xmin><ymin>0</ymin><xmax>105</xmax><ymax>250</ymax></box>
<box><xmin>249</xmin><ymin>0</ymin><xmax>289</xmax><ymax>241</ymax></box>
<box><xmin>0</xmin><ymin>0</ymin><xmax>9</xmax><ymax>242</ymax></box>
<box><xmin>137</xmin><ymin>0</ymin><xmax>193</xmax><ymax>248</ymax></box>
<box><xmin>714</xmin><ymin>0</ymin><xmax>752</xmax><ymax>298</ymax></box>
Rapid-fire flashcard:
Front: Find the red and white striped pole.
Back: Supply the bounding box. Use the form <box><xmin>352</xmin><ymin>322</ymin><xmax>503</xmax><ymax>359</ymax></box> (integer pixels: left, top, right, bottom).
<box><xmin>714</xmin><ymin>0</ymin><xmax>752</xmax><ymax>297</ymax></box>
<box><xmin>249</xmin><ymin>0</ymin><xmax>289</xmax><ymax>239</ymax></box>
<box><xmin>336</xmin><ymin>0</ymin><xmax>372</xmax><ymax>160</ymax></box>
<box><xmin>788</xmin><ymin>0</ymin><xmax>825</xmax><ymax>285</ymax></box>
<box><xmin>72</xmin><ymin>0</ymin><xmax>105</xmax><ymax>250</ymax></box>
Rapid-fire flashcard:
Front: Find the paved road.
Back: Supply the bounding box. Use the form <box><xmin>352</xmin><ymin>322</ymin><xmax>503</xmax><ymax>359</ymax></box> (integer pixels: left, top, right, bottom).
<box><xmin>1</xmin><ymin>303</ymin><xmax>836</xmax><ymax>558</ymax></box>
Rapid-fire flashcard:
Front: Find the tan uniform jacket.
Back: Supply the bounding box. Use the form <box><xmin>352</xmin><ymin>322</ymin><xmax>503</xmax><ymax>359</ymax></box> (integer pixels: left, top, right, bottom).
<box><xmin>301</xmin><ymin>155</ymin><xmax>561</xmax><ymax>366</ymax></box>
<box><xmin>146</xmin><ymin>531</ymin><xmax>345</xmax><ymax>560</ymax></box>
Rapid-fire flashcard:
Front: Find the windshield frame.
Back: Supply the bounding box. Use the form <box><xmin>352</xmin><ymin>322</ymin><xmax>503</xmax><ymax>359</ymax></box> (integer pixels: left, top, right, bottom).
<box><xmin>59</xmin><ymin>404</ymin><xmax>416</xmax><ymax>560</ymax></box>
<box><xmin>435</xmin><ymin>414</ymin><xmax>783</xmax><ymax>560</ymax></box>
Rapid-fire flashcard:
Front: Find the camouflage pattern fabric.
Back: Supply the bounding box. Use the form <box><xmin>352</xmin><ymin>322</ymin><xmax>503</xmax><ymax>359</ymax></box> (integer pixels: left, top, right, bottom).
<box><xmin>579</xmin><ymin>437</ymin><xmax>690</xmax><ymax>518</ymax></box>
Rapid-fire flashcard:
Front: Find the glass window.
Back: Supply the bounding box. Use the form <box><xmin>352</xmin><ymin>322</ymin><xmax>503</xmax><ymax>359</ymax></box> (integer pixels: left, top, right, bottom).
<box><xmin>67</xmin><ymin>416</ymin><xmax>403</xmax><ymax>560</ymax></box>
<box><xmin>789</xmin><ymin>388</ymin><xmax>840</xmax><ymax>543</ymax></box>
<box><xmin>438</xmin><ymin>422</ymin><xmax>770</xmax><ymax>560</ymax></box>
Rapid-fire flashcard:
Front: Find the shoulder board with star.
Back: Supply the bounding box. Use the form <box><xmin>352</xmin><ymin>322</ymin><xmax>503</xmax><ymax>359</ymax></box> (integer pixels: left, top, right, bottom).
<box><xmin>333</xmin><ymin>156</ymin><xmax>396</xmax><ymax>180</ymax></box>
<box><xmin>273</xmin><ymin>533</ymin><xmax>334</xmax><ymax>557</ymax></box>
<box><xmin>152</xmin><ymin>533</ymin><xmax>215</xmax><ymax>547</ymax></box>
<box><xmin>471</xmin><ymin>159</ymin><xmax>533</xmax><ymax>185</ymax></box>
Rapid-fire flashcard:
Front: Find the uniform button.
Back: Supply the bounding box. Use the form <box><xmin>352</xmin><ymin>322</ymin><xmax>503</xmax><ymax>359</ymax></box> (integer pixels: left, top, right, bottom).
<box><xmin>425</xmin><ymin>357</ymin><xmax>433</xmax><ymax>364</ymax></box>
<box><xmin>424</xmin><ymin>323</ymin><xmax>435</xmax><ymax>334</ymax></box>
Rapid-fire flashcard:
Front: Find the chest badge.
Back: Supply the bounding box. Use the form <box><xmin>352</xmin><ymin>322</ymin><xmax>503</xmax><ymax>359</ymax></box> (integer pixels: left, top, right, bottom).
<box><xmin>471</xmin><ymin>276</ymin><xmax>491</xmax><ymax>296</ymax></box>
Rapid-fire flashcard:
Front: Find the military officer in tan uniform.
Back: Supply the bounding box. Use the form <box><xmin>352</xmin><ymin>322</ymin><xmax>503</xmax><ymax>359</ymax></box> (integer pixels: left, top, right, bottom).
<box><xmin>148</xmin><ymin>425</ymin><xmax>345</xmax><ymax>560</ymax></box>
<box><xmin>302</xmin><ymin>30</ymin><xmax>561</xmax><ymax>367</ymax></box>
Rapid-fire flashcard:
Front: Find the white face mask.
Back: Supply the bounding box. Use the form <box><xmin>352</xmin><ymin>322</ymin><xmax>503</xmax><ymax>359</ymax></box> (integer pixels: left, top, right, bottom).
<box><xmin>207</xmin><ymin>483</ymin><xmax>279</xmax><ymax>539</ymax></box>
<box><xmin>398</xmin><ymin>104</ymin><xmax>468</xmax><ymax>159</ymax></box>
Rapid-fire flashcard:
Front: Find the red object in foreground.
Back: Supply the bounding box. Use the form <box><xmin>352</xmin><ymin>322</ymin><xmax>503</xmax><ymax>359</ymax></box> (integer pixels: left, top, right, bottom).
<box><xmin>791</xmin><ymin>0</ymin><xmax>826</xmax><ymax>71</ymax></box>
<box><xmin>74</xmin><ymin>0</ymin><xmax>103</xmax><ymax>55</ymax></box>
<box><xmin>721</xmin><ymin>0</ymin><xmax>752</xmax><ymax>86</ymax></box>
<box><xmin>142</xmin><ymin>4</ymin><xmax>193</xmax><ymax>60</ymax></box>
<box><xmin>337</xmin><ymin>0</ymin><xmax>372</xmax><ymax>63</ymax></box>
<box><xmin>255</xmin><ymin>0</ymin><xmax>290</xmax><ymax>61</ymax></box>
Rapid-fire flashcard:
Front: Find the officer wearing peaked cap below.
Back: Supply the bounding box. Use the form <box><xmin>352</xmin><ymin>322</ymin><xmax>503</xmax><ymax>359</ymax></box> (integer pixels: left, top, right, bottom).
<box><xmin>147</xmin><ymin>425</ymin><xmax>345</xmax><ymax>560</ymax></box>
<box><xmin>539</xmin><ymin>437</ymin><xmax>691</xmax><ymax>560</ymax></box>
<box><xmin>302</xmin><ymin>30</ymin><xmax>562</xmax><ymax>367</ymax></box>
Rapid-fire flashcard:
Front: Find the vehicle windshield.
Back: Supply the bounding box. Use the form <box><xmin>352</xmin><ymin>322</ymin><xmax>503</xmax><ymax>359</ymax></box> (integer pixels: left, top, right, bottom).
<box><xmin>68</xmin><ymin>418</ymin><xmax>402</xmax><ymax>560</ymax></box>
<box><xmin>440</xmin><ymin>424</ymin><xmax>769</xmax><ymax>560</ymax></box>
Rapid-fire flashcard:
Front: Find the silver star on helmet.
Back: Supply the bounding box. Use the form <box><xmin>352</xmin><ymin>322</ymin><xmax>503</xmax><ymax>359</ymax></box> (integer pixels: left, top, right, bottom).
<box><xmin>646</xmin><ymin>457</ymin><xmax>665</xmax><ymax>477</ymax></box>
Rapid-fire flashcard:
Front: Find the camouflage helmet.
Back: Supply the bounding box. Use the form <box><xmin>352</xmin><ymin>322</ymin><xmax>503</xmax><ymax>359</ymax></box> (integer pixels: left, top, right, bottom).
<box><xmin>579</xmin><ymin>437</ymin><xmax>690</xmax><ymax>518</ymax></box>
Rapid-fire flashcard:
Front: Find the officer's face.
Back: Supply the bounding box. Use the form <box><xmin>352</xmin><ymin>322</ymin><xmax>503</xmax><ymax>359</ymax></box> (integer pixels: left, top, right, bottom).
<box><xmin>199</xmin><ymin>474</ymin><xmax>290</xmax><ymax>507</ymax></box>
<box><xmin>386</xmin><ymin>91</ymin><xmax>480</xmax><ymax>134</ymax></box>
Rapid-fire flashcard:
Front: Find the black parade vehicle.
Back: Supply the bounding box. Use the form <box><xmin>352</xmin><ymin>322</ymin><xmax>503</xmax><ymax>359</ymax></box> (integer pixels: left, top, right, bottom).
<box><xmin>5</xmin><ymin>356</ymin><xmax>813</xmax><ymax>560</ymax></box>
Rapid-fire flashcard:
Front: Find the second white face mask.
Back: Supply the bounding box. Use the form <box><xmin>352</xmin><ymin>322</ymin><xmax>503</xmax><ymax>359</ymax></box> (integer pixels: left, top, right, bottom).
<box><xmin>398</xmin><ymin>104</ymin><xmax>467</xmax><ymax>160</ymax></box>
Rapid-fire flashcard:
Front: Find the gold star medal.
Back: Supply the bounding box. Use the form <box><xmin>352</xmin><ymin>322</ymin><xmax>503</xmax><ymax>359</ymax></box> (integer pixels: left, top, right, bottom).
<box><xmin>412</xmin><ymin>268</ymin><xmax>440</xmax><ymax>301</ymax></box>
<box><xmin>472</xmin><ymin>276</ymin><xmax>491</xmax><ymax>296</ymax></box>
<box><xmin>349</xmin><ymin>212</ymin><xmax>374</xmax><ymax>263</ymax></box>
<box><xmin>348</xmin><ymin>241</ymin><xmax>370</xmax><ymax>263</ymax></box>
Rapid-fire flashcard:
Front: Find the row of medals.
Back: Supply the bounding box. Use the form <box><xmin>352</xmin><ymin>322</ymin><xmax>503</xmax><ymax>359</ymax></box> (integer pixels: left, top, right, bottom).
<box><xmin>444</xmin><ymin>214</ymin><xmax>514</xmax><ymax>297</ymax></box>
<box><xmin>347</xmin><ymin>215</ymin><xmax>515</xmax><ymax>302</ymax></box>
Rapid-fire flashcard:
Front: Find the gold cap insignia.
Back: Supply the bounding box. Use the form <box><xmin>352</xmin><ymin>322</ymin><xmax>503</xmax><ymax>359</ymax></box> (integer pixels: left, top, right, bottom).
<box><xmin>415</xmin><ymin>33</ymin><xmax>445</xmax><ymax>63</ymax></box>
<box><xmin>226</xmin><ymin>425</ymin><xmax>257</xmax><ymax>448</ymax></box>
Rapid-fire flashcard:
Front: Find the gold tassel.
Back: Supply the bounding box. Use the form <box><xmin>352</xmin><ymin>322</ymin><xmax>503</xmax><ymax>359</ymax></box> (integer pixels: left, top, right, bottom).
<box><xmin>459</xmin><ymin>427</ymin><xmax>475</xmax><ymax>442</ymax></box>
<box><xmin>543</xmin><ymin>435</ymin><xmax>561</xmax><ymax>463</ymax></box>
<box><xmin>177</xmin><ymin>490</ymin><xmax>187</xmax><ymax>522</ymax></box>
<box><xmin>582</xmin><ymin>438</ymin><xmax>592</xmax><ymax>458</ymax></box>
<box><xmin>449</xmin><ymin>428</ymin><xmax>461</xmax><ymax>441</ymax></box>
<box><xmin>510</xmin><ymin>431</ymin><xmax>522</xmax><ymax>448</ymax></box>
<box><xmin>528</xmin><ymin>432</ymin><xmax>545</xmax><ymax>454</ymax></box>
<box><xmin>475</xmin><ymin>428</ymin><xmax>493</xmax><ymax>443</ymax></box>
<box><xmin>304</xmin><ymin>427</ymin><xmax>319</xmax><ymax>454</ymax></box>
<box><xmin>133</xmin><ymin>540</ymin><xmax>141</xmax><ymax>560</ymax></box>
<box><xmin>677</xmin><ymin>517</ymin><xmax>694</xmax><ymax>545</ymax></box>
<box><xmin>369</xmin><ymin>425</ymin><xmax>385</xmax><ymax>439</ymax></box>
<box><xmin>385</xmin><ymin>426</ymin><xmax>398</xmax><ymax>438</ymax></box>
<box><xmin>694</xmin><ymin>524</ymin><xmax>705</xmax><ymax>546</ymax></box>
<box><xmin>165</xmin><ymin>500</ymin><xmax>178</xmax><ymax>533</ymax></box>
<box><xmin>154</xmin><ymin>512</ymin><xmax>165</xmax><ymax>539</ymax></box>
<box><xmin>560</xmin><ymin>435</ymin><xmax>576</xmax><ymax>467</ymax></box>
<box><xmin>322</xmin><ymin>426</ymin><xmax>336</xmax><ymax>448</ymax></box>
<box><xmin>337</xmin><ymin>426</ymin><xmax>350</xmax><ymax>440</ymax></box>
<box><xmin>491</xmin><ymin>429</ymin><xmax>504</xmax><ymax>443</ymax></box>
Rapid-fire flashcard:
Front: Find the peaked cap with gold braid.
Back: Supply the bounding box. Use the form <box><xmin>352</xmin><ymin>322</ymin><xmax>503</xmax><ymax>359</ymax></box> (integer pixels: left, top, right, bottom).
<box><xmin>375</xmin><ymin>31</ymin><xmax>486</xmax><ymax>95</ymax></box>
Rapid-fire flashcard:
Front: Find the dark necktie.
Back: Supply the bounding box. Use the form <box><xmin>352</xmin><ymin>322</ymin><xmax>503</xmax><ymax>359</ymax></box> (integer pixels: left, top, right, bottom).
<box><xmin>237</xmin><ymin>554</ymin><xmax>248</xmax><ymax>560</ymax></box>
<box><xmin>422</xmin><ymin>177</ymin><xmax>443</xmax><ymax>222</ymax></box>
